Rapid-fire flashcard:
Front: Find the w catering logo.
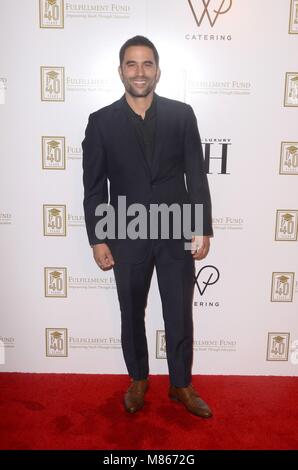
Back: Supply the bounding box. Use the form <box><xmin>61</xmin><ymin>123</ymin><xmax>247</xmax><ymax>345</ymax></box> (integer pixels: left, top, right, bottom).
<box><xmin>194</xmin><ymin>265</ymin><xmax>220</xmax><ymax>295</ymax></box>
<box><xmin>187</xmin><ymin>0</ymin><xmax>232</xmax><ymax>27</ymax></box>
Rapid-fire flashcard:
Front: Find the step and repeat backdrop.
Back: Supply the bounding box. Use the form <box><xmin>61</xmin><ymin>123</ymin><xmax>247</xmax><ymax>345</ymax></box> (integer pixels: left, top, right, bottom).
<box><xmin>0</xmin><ymin>0</ymin><xmax>298</xmax><ymax>375</ymax></box>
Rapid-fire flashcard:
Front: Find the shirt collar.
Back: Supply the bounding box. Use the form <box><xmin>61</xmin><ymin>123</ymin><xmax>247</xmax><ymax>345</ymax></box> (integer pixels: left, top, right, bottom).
<box><xmin>122</xmin><ymin>92</ymin><xmax>157</xmax><ymax>120</ymax></box>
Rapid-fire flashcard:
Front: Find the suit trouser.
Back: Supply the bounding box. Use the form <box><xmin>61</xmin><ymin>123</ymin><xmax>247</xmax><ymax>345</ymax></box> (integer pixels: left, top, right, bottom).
<box><xmin>113</xmin><ymin>239</ymin><xmax>195</xmax><ymax>388</ymax></box>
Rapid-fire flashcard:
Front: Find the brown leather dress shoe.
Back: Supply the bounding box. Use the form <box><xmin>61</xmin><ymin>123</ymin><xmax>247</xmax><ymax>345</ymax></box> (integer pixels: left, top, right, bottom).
<box><xmin>124</xmin><ymin>379</ymin><xmax>148</xmax><ymax>413</ymax></box>
<box><xmin>169</xmin><ymin>384</ymin><xmax>213</xmax><ymax>418</ymax></box>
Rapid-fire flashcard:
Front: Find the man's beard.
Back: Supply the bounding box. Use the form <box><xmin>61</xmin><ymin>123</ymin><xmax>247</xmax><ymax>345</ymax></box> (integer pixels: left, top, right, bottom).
<box><xmin>123</xmin><ymin>77</ymin><xmax>157</xmax><ymax>97</ymax></box>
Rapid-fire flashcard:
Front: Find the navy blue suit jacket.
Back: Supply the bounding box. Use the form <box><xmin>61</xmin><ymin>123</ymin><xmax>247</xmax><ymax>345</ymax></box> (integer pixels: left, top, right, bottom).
<box><xmin>82</xmin><ymin>93</ymin><xmax>213</xmax><ymax>263</ymax></box>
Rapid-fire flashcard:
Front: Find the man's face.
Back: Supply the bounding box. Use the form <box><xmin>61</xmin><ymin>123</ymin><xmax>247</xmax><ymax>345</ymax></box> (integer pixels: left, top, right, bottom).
<box><xmin>118</xmin><ymin>45</ymin><xmax>160</xmax><ymax>98</ymax></box>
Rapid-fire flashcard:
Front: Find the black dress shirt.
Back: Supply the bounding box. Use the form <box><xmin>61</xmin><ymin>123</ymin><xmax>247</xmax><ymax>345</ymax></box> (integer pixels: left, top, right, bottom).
<box><xmin>122</xmin><ymin>93</ymin><xmax>157</xmax><ymax>168</ymax></box>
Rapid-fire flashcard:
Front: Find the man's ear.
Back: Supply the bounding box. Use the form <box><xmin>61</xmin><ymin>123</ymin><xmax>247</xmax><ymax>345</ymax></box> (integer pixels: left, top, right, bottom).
<box><xmin>156</xmin><ymin>67</ymin><xmax>161</xmax><ymax>83</ymax></box>
<box><xmin>118</xmin><ymin>65</ymin><xmax>123</xmax><ymax>82</ymax></box>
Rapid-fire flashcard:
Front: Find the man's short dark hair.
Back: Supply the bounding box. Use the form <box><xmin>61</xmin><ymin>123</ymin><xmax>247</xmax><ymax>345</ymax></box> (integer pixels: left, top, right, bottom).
<box><xmin>119</xmin><ymin>35</ymin><xmax>159</xmax><ymax>67</ymax></box>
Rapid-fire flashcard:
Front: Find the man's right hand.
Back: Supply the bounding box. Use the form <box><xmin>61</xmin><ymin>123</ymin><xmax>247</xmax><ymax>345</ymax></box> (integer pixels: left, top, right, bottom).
<box><xmin>92</xmin><ymin>243</ymin><xmax>115</xmax><ymax>270</ymax></box>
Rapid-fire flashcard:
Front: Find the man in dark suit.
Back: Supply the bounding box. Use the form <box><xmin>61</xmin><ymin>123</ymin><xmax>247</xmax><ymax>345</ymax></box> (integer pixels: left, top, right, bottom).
<box><xmin>82</xmin><ymin>36</ymin><xmax>213</xmax><ymax>418</ymax></box>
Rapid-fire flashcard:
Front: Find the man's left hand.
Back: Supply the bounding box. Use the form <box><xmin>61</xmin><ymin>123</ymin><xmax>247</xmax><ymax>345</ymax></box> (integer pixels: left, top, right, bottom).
<box><xmin>191</xmin><ymin>235</ymin><xmax>211</xmax><ymax>260</ymax></box>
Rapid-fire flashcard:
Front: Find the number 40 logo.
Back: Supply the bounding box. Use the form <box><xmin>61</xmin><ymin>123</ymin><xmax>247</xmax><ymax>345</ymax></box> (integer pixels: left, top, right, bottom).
<box><xmin>39</xmin><ymin>0</ymin><xmax>64</xmax><ymax>29</ymax></box>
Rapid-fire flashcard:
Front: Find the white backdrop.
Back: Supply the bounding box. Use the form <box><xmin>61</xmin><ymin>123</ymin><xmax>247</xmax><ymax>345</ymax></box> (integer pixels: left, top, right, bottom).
<box><xmin>1</xmin><ymin>0</ymin><xmax>297</xmax><ymax>376</ymax></box>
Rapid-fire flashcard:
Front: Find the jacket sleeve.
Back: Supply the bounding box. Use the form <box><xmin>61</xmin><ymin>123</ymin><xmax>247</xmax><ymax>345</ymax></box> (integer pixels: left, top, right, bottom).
<box><xmin>184</xmin><ymin>105</ymin><xmax>213</xmax><ymax>236</ymax></box>
<box><xmin>82</xmin><ymin>113</ymin><xmax>108</xmax><ymax>246</ymax></box>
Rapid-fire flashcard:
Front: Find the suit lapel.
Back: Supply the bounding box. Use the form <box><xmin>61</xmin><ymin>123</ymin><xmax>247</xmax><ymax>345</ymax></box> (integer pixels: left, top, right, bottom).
<box><xmin>150</xmin><ymin>94</ymin><xmax>167</xmax><ymax>181</ymax></box>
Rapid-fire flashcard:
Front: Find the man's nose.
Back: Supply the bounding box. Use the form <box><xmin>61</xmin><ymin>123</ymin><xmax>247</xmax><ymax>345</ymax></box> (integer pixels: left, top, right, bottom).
<box><xmin>135</xmin><ymin>64</ymin><xmax>145</xmax><ymax>76</ymax></box>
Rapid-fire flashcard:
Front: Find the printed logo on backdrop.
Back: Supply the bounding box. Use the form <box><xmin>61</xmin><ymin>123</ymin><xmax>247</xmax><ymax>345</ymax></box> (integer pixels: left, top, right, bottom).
<box><xmin>271</xmin><ymin>272</ymin><xmax>295</xmax><ymax>302</ymax></box>
<box><xmin>68</xmin><ymin>213</ymin><xmax>85</xmax><ymax>228</ymax></box>
<box><xmin>45</xmin><ymin>268</ymin><xmax>116</xmax><ymax>293</ymax></box>
<box><xmin>0</xmin><ymin>77</ymin><xmax>7</xmax><ymax>104</ymax></box>
<box><xmin>289</xmin><ymin>0</ymin><xmax>298</xmax><ymax>34</ymax></box>
<box><xmin>41</xmin><ymin>67</ymin><xmax>65</xmax><ymax>101</ymax></box>
<box><xmin>42</xmin><ymin>137</ymin><xmax>83</xmax><ymax>168</ymax></box>
<box><xmin>66</xmin><ymin>143</ymin><xmax>82</xmax><ymax>161</ymax></box>
<box><xmin>213</xmin><ymin>216</ymin><xmax>244</xmax><ymax>230</ymax></box>
<box><xmin>156</xmin><ymin>332</ymin><xmax>237</xmax><ymax>356</ymax></box>
<box><xmin>43</xmin><ymin>205</ymin><xmax>85</xmax><ymax>232</ymax></box>
<box><xmin>42</xmin><ymin>137</ymin><xmax>65</xmax><ymax>170</ymax></box>
<box><xmin>40</xmin><ymin>1</ymin><xmax>131</xmax><ymax>25</ymax></box>
<box><xmin>43</xmin><ymin>205</ymin><xmax>67</xmax><ymax>236</ymax></box>
<box><xmin>39</xmin><ymin>0</ymin><xmax>64</xmax><ymax>28</ymax></box>
<box><xmin>194</xmin><ymin>265</ymin><xmax>220</xmax><ymax>295</ymax></box>
<box><xmin>65</xmin><ymin>2</ymin><xmax>131</xmax><ymax>20</ymax></box>
<box><xmin>186</xmin><ymin>0</ymin><xmax>233</xmax><ymax>41</ymax></box>
<box><xmin>284</xmin><ymin>73</ymin><xmax>298</xmax><ymax>107</ymax></box>
<box><xmin>193</xmin><ymin>265</ymin><xmax>220</xmax><ymax>309</ymax></box>
<box><xmin>193</xmin><ymin>338</ymin><xmax>237</xmax><ymax>353</ymax></box>
<box><xmin>275</xmin><ymin>210</ymin><xmax>298</xmax><ymax>241</ymax></box>
<box><xmin>156</xmin><ymin>331</ymin><xmax>167</xmax><ymax>359</ymax></box>
<box><xmin>46</xmin><ymin>328</ymin><xmax>68</xmax><ymax>357</ymax></box>
<box><xmin>66</xmin><ymin>76</ymin><xmax>114</xmax><ymax>94</ymax></box>
<box><xmin>0</xmin><ymin>212</ymin><xmax>12</xmax><ymax>225</ymax></box>
<box><xmin>68</xmin><ymin>274</ymin><xmax>116</xmax><ymax>290</ymax></box>
<box><xmin>188</xmin><ymin>80</ymin><xmax>251</xmax><ymax>96</ymax></box>
<box><xmin>187</xmin><ymin>0</ymin><xmax>232</xmax><ymax>27</ymax></box>
<box><xmin>266</xmin><ymin>333</ymin><xmax>290</xmax><ymax>361</ymax></box>
<box><xmin>0</xmin><ymin>337</ymin><xmax>15</xmax><ymax>365</ymax></box>
<box><xmin>69</xmin><ymin>336</ymin><xmax>121</xmax><ymax>350</ymax></box>
<box><xmin>280</xmin><ymin>142</ymin><xmax>298</xmax><ymax>175</ymax></box>
<box><xmin>202</xmin><ymin>139</ymin><xmax>232</xmax><ymax>174</ymax></box>
<box><xmin>44</xmin><ymin>267</ymin><xmax>68</xmax><ymax>297</ymax></box>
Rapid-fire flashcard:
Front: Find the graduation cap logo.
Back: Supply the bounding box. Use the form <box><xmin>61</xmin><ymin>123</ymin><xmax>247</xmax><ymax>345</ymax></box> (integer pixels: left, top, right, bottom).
<box><xmin>276</xmin><ymin>275</ymin><xmax>289</xmax><ymax>284</ymax></box>
<box><xmin>287</xmin><ymin>145</ymin><xmax>298</xmax><ymax>154</ymax></box>
<box><xmin>51</xmin><ymin>331</ymin><xmax>63</xmax><ymax>339</ymax></box>
<box><xmin>47</xmin><ymin>140</ymin><xmax>59</xmax><ymax>149</ymax></box>
<box><xmin>49</xmin><ymin>208</ymin><xmax>61</xmax><ymax>217</ymax></box>
<box><xmin>290</xmin><ymin>75</ymin><xmax>298</xmax><ymax>83</ymax></box>
<box><xmin>281</xmin><ymin>213</ymin><xmax>294</xmax><ymax>222</ymax></box>
<box><xmin>49</xmin><ymin>270</ymin><xmax>62</xmax><ymax>279</ymax></box>
<box><xmin>46</xmin><ymin>70</ymin><xmax>59</xmax><ymax>80</ymax></box>
<box><xmin>272</xmin><ymin>336</ymin><xmax>285</xmax><ymax>344</ymax></box>
<box><xmin>47</xmin><ymin>0</ymin><xmax>57</xmax><ymax>6</ymax></box>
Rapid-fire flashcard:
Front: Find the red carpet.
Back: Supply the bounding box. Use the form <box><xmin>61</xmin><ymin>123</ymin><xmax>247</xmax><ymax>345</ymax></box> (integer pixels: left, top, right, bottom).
<box><xmin>0</xmin><ymin>373</ymin><xmax>297</xmax><ymax>450</ymax></box>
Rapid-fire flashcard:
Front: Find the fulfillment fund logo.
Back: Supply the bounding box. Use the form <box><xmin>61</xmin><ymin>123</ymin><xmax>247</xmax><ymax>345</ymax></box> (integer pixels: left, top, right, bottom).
<box><xmin>46</xmin><ymin>328</ymin><xmax>68</xmax><ymax>357</ymax></box>
<box><xmin>39</xmin><ymin>0</ymin><xmax>64</xmax><ymax>28</ymax></box>
<box><xmin>289</xmin><ymin>0</ymin><xmax>298</xmax><ymax>34</ymax></box>
<box><xmin>43</xmin><ymin>205</ymin><xmax>67</xmax><ymax>236</ymax></box>
<box><xmin>284</xmin><ymin>73</ymin><xmax>298</xmax><ymax>107</ymax></box>
<box><xmin>280</xmin><ymin>142</ymin><xmax>298</xmax><ymax>175</ymax></box>
<box><xmin>44</xmin><ymin>267</ymin><xmax>68</xmax><ymax>297</ymax></box>
<box><xmin>187</xmin><ymin>0</ymin><xmax>232</xmax><ymax>27</ymax></box>
<box><xmin>267</xmin><ymin>333</ymin><xmax>290</xmax><ymax>361</ymax></box>
<box><xmin>41</xmin><ymin>67</ymin><xmax>65</xmax><ymax>101</ymax></box>
<box><xmin>275</xmin><ymin>210</ymin><xmax>298</xmax><ymax>241</ymax></box>
<box><xmin>42</xmin><ymin>137</ymin><xmax>65</xmax><ymax>169</ymax></box>
<box><xmin>156</xmin><ymin>330</ymin><xmax>167</xmax><ymax>359</ymax></box>
<box><xmin>271</xmin><ymin>272</ymin><xmax>295</xmax><ymax>302</ymax></box>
